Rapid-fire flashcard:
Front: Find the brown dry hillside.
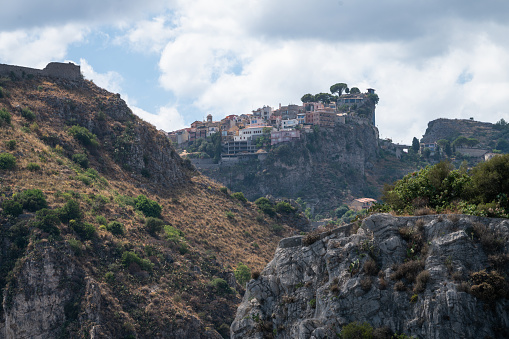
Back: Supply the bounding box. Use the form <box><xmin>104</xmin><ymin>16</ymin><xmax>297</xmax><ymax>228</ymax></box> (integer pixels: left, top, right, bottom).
<box><xmin>0</xmin><ymin>75</ymin><xmax>301</xmax><ymax>338</ymax></box>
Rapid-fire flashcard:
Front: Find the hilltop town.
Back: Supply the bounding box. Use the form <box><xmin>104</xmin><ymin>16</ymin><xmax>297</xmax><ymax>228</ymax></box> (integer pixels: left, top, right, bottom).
<box><xmin>168</xmin><ymin>85</ymin><xmax>379</xmax><ymax>161</ymax></box>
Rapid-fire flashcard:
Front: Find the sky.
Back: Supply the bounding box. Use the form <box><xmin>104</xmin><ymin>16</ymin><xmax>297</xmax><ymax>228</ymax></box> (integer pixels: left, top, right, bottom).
<box><xmin>2</xmin><ymin>1</ymin><xmax>509</xmax><ymax>144</ymax></box>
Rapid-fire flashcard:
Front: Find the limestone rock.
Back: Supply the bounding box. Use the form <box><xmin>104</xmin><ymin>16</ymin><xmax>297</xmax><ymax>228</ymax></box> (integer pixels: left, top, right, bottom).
<box><xmin>231</xmin><ymin>214</ymin><xmax>509</xmax><ymax>338</ymax></box>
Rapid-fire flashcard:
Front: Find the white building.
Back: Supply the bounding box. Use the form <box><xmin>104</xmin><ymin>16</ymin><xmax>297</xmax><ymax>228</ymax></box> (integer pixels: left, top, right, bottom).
<box><xmin>234</xmin><ymin>126</ymin><xmax>270</xmax><ymax>141</ymax></box>
<box><xmin>281</xmin><ymin>119</ymin><xmax>299</xmax><ymax>130</ymax></box>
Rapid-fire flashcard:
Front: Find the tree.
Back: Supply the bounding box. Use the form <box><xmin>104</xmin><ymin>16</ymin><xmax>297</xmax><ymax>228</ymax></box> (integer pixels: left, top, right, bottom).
<box><xmin>367</xmin><ymin>93</ymin><xmax>379</xmax><ymax>105</ymax></box>
<box><xmin>437</xmin><ymin>139</ymin><xmax>452</xmax><ymax>157</ymax></box>
<box><xmin>301</xmin><ymin>93</ymin><xmax>315</xmax><ymax>103</ymax></box>
<box><xmin>315</xmin><ymin>92</ymin><xmax>335</xmax><ymax>105</ymax></box>
<box><xmin>349</xmin><ymin>87</ymin><xmax>360</xmax><ymax>94</ymax></box>
<box><xmin>330</xmin><ymin>83</ymin><xmax>348</xmax><ymax>97</ymax></box>
<box><xmin>469</xmin><ymin>154</ymin><xmax>509</xmax><ymax>208</ymax></box>
<box><xmin>445</xmin><ymin>143</ymin><xmax>452</xmax><ymax>157</ymax></box>
<box><xmin>234</xmin><ymin>263</ymin><xmax>251</xmax><ymax>287</ymax></box>
<box><xmin>411</xmin><ymin>137</ymin><xmax>420</xmax><ymax>153</ymax></box>
<box><xmin>496</xmin><ymin>140</ymin><xmax>509</xmax><ymax>153</ymax></box>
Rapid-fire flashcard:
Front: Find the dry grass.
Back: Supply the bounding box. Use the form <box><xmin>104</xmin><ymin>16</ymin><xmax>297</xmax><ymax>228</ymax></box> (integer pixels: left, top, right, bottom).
<box><xmin>0</xmin><ymin>77</ymin><xmax>302</xmax><ymax>335</ymax></box>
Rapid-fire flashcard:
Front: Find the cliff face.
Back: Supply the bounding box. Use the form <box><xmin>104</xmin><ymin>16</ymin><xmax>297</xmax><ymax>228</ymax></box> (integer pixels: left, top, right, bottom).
<box><xmin>231</xmin><ymin>214</ymin><xmax>509</xmax><ymax>338</ymax></box>
<box><xmin>21</xmin><ymin>81</ymin><xmax>189</xmax><ymax>188</ymax></box>
<box><xmin>201</xmin><ymin>122</ymin><xmax>380</xmax><ymax>214</ymax></box>
<box><xmin>420</xmin><ymin>118</ymin><xmax>497</xmax><ymax>146</ymax></box>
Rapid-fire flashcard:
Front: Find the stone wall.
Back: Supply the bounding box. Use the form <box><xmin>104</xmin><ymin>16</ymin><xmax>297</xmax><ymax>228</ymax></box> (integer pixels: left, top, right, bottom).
<box><xmin>0</xmin><ymin>62</ymin><xmax>81</xmax><ymax>81</ymax></box>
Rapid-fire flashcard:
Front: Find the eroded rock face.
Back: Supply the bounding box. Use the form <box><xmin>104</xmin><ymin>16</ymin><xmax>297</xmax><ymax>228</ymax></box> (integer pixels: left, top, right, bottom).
<box><xmin>1</xmin><ymin>242</ymin><xmax>84</xmax><ymax>339</ymax></box>
<box><xmin>231</xmin><ymin>214</ymin><xmax>509</xmax><ymax>339</ymax></box>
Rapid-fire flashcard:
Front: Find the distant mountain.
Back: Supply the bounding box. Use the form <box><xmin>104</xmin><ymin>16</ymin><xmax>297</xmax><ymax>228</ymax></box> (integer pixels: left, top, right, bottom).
<box><xmin>421</xmin><ymin>118</ymin><xmax>509</xmax><ymax>151</ymax></box>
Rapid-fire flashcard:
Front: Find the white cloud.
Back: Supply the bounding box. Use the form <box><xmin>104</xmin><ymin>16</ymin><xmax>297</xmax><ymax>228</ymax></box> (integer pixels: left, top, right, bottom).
<box><xmin>0</xmin><ymin>0</ymin><xmax>171</xmax><ymax>30</ymax></box>
<box><xmin>131</xmin><ymin>105</ymin><xmax>186</xmax><ymax>132</ymax></box>
<box><xmin>80</xmin><ymin>58</ymin><xmax>186</xmax><ymax>132</ymax></box>
<box><xmin>2</xmin><ymin>0</ymin><xmax>509</xmax><ymax>144</ymax></box>
<box><xmin>114</xmin><ymin>16</ymin><xmax>176</xmax><ymax>53</ymax></box>
<box><xmin>0</xmin><ymin>25</ymin><xmax>87</xmax><ymax>68</ymax></box>
<box><xmin>80</xmin><ymin>58</ymin><xmax>124</xmax><ymax>94</ymax></box>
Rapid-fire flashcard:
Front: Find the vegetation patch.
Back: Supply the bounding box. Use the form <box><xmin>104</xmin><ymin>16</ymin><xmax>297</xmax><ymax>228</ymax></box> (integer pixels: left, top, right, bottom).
<box><xmin>0</xmin><ymin>108</ymin><xmax>11</xmax><ymax>126</ymax></box>
<box><xmin>255</xmin><ymin>197</ymin><xmax>276</xmax><ymax>217</ymax></box>
<box><xmin>13</xmin><ymin>189</ymin><xmax>47</xmax><ymax>212</ymax></box>
<box><xmin>20</xmin><ymin>107</ymin><xmax>35</xmax><ymax>121</ymax></box>
<box><xmin>68</xmin><ymin>125</ymin><xmax>99</xmax><ymax>148</ymax></box>
<box><xmin>234</xmin><ymin>263</ymin><xmax>251</xmax><ymax>287</ymax></box>
<box><xmin>106</xmin><ymin>221</ymin><xmax>125</xmax><ymax>236</ymax></box>
<box><xmin>26</xmin><ymin>162</ymin><xmax>41</xmax><ymax>171</ymax></box>
<box><xmin>469</xmin><ymin>270</ymin><xmax>508</xmax><ymax>303</ymax></box>
<box><xmin>134</xmin><ymin>194</ymin><xmax>162</xmax><ymax>218</ymax></box>
<box><xmin>0</xmin><ymin>153</ymin><xmax>16</xmax><ymax>170</ymax></box>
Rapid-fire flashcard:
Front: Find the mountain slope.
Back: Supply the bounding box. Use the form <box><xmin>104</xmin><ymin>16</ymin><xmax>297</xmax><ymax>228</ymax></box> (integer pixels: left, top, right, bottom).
<box><xmin>0</xmin><ymin>75</ymin><xmax>299</xmax><ymax>338</ymax></box>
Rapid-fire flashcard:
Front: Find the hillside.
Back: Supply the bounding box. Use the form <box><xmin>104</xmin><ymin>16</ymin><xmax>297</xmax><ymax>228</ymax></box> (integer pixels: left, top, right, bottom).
<box><xmin>0</xmin><ymin>75</ymin><xmax>302</xmax><ymax>338</ymax></box>
<box><xmin>421</xmin><ymin>118</ymin><xmax>509</xmax><ymax>151</ymax></box>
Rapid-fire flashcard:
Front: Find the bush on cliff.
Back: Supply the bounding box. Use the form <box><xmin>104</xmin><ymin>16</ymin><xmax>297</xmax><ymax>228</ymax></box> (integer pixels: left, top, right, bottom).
<box><xmin>134</xmin><ymin>194</ymin><xmax>162</xmax><ymax>218</ymax></box>
<box><xmin>381</xmin><ymin>156</ymin><xmax>509</xmax><ymax>217</ymax></box>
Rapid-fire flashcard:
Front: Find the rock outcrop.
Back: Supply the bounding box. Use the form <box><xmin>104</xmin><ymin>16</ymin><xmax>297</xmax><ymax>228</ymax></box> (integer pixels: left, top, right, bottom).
<box><xmin>231</xmin><ymin>214</ymin><xmax>509</xmax><ymax>338</ymax></box>
<box><xmin>201</xmin><ymin>122</ymin><xmax>380</xmax><ymax>215</ymax></box>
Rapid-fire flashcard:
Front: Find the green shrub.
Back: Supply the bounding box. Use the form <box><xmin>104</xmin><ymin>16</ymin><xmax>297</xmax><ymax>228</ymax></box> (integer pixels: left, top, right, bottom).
<box><xmin>134</xmin><ymin>194</ymin><xmax>162</xmax><ymax>218</ymax></box>
<box><xmin>335</xmin><ymin>205</ymin><xmax>349</xmax><ymax>218</ymax></box>
<box><xmin>96</xmin><ymin>215</ymin><xmax>107</xmax><ymax>226</ymax></box>
<box><xmin>145</xmin><ymin>217</ymin><xmax>165</xmax><ymax>235</ymax></box>
<box><xmin>72</xmin><ymin>153</ymin><xmax>89</xmax><ymax>168</ymax></box>
<box><xmin>255</xmin><ymin>197</ymin><xmax>276</xmax><ymax>217</ymax></box>
<box><xmin>69</xmin><ymin>220</ymin><xmax>96</xmax><ymax>240</ymax></box>
<box><xmin>0</xmin><ymin>108</ymin><xmax>11</xmax><ymax>126</ymax></box>
<box><xmin>107</xmin><ymin>221</ymin><xmax>125</xmax><ymax>236</ymax></box>
<box><xmin>234</xmin><ymin>263</ymin><xmax>251</xmax><ymax>286</ymax></box>
<box><xmin>21</xmin><ymin>107</ymin><xmax>36</xmax><ymax>121</ymax></box>
<box><xmin>33</xmin><ymin>208</ymin><xmax>61</xmax><ymax>236</ymax></box>
<box><xmin>121</xmin><ymin>251</ymin><xmax>153</xmax><ymax>272</ymax></box>
<box><xmin>68</xmin><ymin>238</ymin><xmax>83</xmax><ymax>256</ymax></box>
<box><xmin>68</xmin><ymin>125</ymin><xmax>99</xmax><ymax>148</ymax></box>
<box><xmin>275</xmin><ymin>201</ymin><xmax>295</xmax><ymax>214</ymax></box>
<box><xmin>0</xmin><ymin>153</ymin><xmax>16</xmax><ymax>170</ymax></box>
<box><xmin>225</xmin><ymin>211</ymin><xmax>235</xmax><ymax>219</ymax></box>
<box><xmin>340</xmin><ymin>322</ymin><xmax>373</xmax><ymax>339</ymax></box>
<box><xmin>209</xmin><ymin>278</ymin><xmax>233</xmax><ymax>295</ymax></box>
<box><xmin>220</xmin><ymin>186</ymin><xmax>228</xmax><ymax>194</ymax></box>
<box><xmin>178</xmin><ymin>242</ymin><xmax>189</xmax><ymax>255</ymax></box>
<box><xmin>76</xmin><ymin>174</ymin><xmax>91</xmax><ymax>186</ymax></box>
<box><xmin>104</xmin><ymin>271</ymin><xmax>115</xmax><ymax>283</ymax></box>
<box><xmin>26</xmin><ymin>162</ymin><xmax>41</xmax><ymax>171</ymax></box>
<box><xmin>58</xmin><ymin>200</ymin><xmax>82</xmax><ymax>223</ymax></box>
<box><xmin>232</xmin><ymin>192</ymin><xmax>247</xmax><ymax>203</ymax></box>
<box><xmin>14</xmin><ymin>189</ymin><xmax>47</xmax><ymax>212</ymax></box>
<box><xmin>5</xmin><ymin>140</ymin><xmax>16</xmax><ymax>150</ymax></box>
<box><xmin>2</xmin><ymin>199</ymin><xmax>23</xmax><ymax>217</ymax></box>
<box><xmin>164</xmin><ymin>225</ymin><xmax>184</xmax><ymax>243</ymax></box>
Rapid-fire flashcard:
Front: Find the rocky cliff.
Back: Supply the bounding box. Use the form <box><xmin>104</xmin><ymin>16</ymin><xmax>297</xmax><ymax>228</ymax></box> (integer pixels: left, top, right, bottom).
<box><xmin>420</xmin><ymin>118</ymin><xmax>501</xmax><ymax>148</ymax></box>
<box><xmin>231</xmin><ymin>213</ymin><xmax>509</xmax><ymax>338</ymax></box>
<box><xmin>201</xmin><ymin>122</ymin><xmax>380</xmax><ymax>215</ymax></box>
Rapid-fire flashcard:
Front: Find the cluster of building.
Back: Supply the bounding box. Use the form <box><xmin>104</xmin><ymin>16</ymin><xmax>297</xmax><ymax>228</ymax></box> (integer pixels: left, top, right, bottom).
<box><xmin>168</xmin><ymin>89</ymin><xmax>375</xmax><ymax>157</ymax></box>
